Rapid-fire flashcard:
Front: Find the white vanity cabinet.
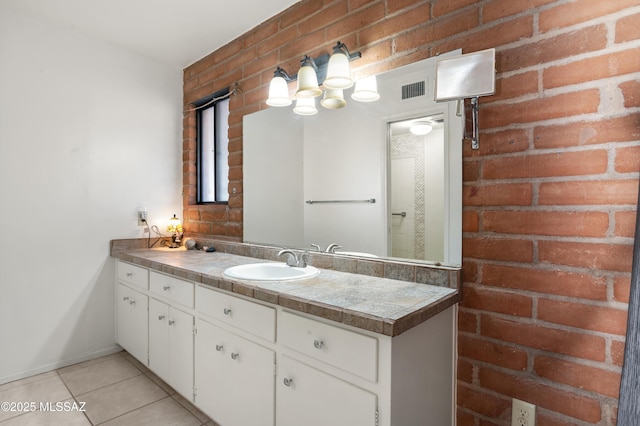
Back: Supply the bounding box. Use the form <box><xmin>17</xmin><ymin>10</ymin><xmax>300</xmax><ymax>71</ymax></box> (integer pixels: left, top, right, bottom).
<box><xmin>148</xmin><ymin>272</ymin><xmax>195</xmax><ymax>400</ymax></box>
<box><xmin>115</xmin><ymin>259</ymin><xmax>456</xmax><ymax>426</ymax></box>
<box><xmin>277</xmin><ymin>355</ymin><xmax>378</xmax><ymax>426</ymax></box>
<box><xmin>276</xmin><ymin>309</ymin><xmax>455</xmax><ymax>426</ymax></box>
<box><xmin>148</xmin><ymin>300</ymin><xmax>194</xmax><ymax>399</ymax></box>
<box><xmin>116</xmin><ymin>262</ymin><xmax>149</xmax><ymax>365</ymax></box>
<box><xmin>195</xmin><ymin>318</ymin><xmax>275</xmax><ymax>426</ymax></box>
<box><xmin>194</xmin><ymin>285</ymin><xmax>277</xmax><ymax>426</ymax></box>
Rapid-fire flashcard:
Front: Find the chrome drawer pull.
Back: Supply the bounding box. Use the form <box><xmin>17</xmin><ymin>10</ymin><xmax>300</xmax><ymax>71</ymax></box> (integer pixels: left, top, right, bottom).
<box><xmin>223</xmin><ymin>308</ymin><xmax>232</xmax><ymax>316</ymax></box>
<box><xmin>163</xmin><ymin>285</ymin><xmax>170</xmax><ymax>291</ymax></box>
<box><xmin>283</xmin><ymin>378</ymin><xmax>293</xmax><ymax>387</ymax></box>
<box><xmin>313</xmin><ymin>339</ymin><xmax>324</xmax><ymax>349</ymax></box>
<box><xmin>215</xmin><ymin>345</ymin><xmax>224</xmax><ymax>352</ymax></box>
<box><xmin>122</xmin><ymin>296</ymin><xmax>129</xmax><ymax>301</ymax></box>
<box><xmin>168</xmin><ymin>320</ymin><xmax>175</xmax><ymax>325</ymax></box>
<box><xmin>126</xmin><ymin>272</ymin><xmax>133</xmax><ymax>277</ymax></box>
<box><xmin>158</xmin><ymin>315</ymin><xmax>165</xmax><ymax>320</ymax></box>
<box><xmin>231</xmin><ymin>352</ymin><xmax>240</xmax><ymax>360</ymax></box>
<box><xmin>129</xmin><ymin>300</ymin><xmax>136</xmax><ymax>305</ymax></box>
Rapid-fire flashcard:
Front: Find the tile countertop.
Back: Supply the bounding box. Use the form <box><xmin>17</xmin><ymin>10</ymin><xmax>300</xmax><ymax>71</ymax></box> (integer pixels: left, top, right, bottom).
<box><xmin>112</xmin><ymin>247</ymin><xmax>460</xmax><ymax>337</ymax></box>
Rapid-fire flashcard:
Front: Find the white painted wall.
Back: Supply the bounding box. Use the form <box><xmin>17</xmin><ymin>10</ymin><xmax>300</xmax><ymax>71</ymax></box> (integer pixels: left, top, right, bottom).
<box><xmin>0</xmin><ymin>6</ymin><xmax>182</xmax><ymax>383</ymax></box>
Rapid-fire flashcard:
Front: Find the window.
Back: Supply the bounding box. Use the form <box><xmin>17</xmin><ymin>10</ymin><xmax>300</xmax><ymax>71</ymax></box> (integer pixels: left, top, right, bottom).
<box><xmin>196</xmin><ymin>89</ymin><xmax>230</xmax><ymax>203</ymax></box>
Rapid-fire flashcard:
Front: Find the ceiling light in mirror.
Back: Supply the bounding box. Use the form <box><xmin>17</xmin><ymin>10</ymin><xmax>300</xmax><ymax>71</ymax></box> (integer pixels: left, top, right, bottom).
<box><xmin>410</xmin><ymin>121</ymin><xmax>433</xmax><ymax>135</ymax></box>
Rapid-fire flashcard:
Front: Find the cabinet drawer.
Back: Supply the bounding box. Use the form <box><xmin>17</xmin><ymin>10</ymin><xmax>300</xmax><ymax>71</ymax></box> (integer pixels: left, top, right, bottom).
<box><xmin>150</xmin><ymin>271</ymin><xmax>194</xmax><ymax>308</ymax></box>
<box><xmin>278</xmin><ymin>311</ymin><xmax>378</xmax><ymax>382</ymax></box>
<box><xmin>196</xmin><ymin>285</ymin><xmax>276</xmax><ymax>342</ymax></box>
<box><xmin>117</xmin><ymin>261</ymin><xmax>148</xmax><ymax>290</ymax></box>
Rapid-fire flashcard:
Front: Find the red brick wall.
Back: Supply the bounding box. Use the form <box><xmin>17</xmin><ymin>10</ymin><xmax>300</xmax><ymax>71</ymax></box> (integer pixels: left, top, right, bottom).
<box><xmin>183</xmin><ymin>1</ymin><xmax>640</xmax><ymax>424</ymax></box>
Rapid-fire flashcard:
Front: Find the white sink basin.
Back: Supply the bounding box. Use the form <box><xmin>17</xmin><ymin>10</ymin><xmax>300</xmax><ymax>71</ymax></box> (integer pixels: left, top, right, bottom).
<box><xmin>223</xmin><ymin>263</ymin><xmax>320</xmax><ymax>281</ymax></box>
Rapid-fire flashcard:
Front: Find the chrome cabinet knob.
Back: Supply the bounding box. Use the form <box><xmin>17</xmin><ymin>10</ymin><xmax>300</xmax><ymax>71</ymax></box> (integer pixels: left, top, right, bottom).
<box><xmin>129</xmin><ymin>300</ymin><xmax>136</xmax><ymax>305</ymax></box>
<box><xmin>168</xmin><ymin>320</ymin><xmax>175</xmax><ymax>325</ymax></box>
<box><xmin>215</xmin><ymin>345</ymin><xmax>224</xmax><ymax>352</ymax></box>
<box><xmin>283</xmin><ymin>378</ymin><xmax>293</xmax><ymax>387</ymax></box>
<box><xmin>163</xmin><ymin>285</ymin><xmax>170</xmax><ymax>291</ymax></box>
<box><xmin>231</xmin><ymin>352</ymin><xmax>240</xmax><ymax>360</ymax></box>
<box><xmin>223</xmin><ymin>308</ymin><xmax>232</xmax><ymax>316</ymax></box>
<box><xmin>126</xmin><ymin>272</ymin><xmax>133</xmax><ymax>277</ymax></box>
<box><xmin>158</xmin><ymin>315</ymin><xmax>165</xmax><ymax>320</ymax></box>
<box><xmin>313</xmin><ymin>339</ymin><xmax>324</xmax><ymax>349</ymax></box>
<box><xmin>122</xmin><ymin>296</ymin><xmax>129</xmax><ymax>301</ymax></box>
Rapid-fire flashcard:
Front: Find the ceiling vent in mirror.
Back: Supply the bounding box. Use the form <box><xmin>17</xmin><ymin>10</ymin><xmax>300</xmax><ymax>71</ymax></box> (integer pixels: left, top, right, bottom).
<box><xmin>401</xmin><ymin>81</ymin><xmax>426</xmax><ymax>100</ymax></box>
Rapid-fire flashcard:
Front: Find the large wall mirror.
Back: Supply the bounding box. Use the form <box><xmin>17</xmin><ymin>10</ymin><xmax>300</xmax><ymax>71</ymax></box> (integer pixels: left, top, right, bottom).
<box><xmin>243</xmin><ymin>50</ymin><xmax>463</xmax><ymax>267</ymax></box>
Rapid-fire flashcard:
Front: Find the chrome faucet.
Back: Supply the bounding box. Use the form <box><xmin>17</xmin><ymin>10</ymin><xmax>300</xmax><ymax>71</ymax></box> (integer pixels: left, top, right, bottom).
<box><xmin>325</xmin><ymin>243</ymin><xmax>342</xmax><ymax>253</ymax></box>
<box><xmin>278</xmin><ymin>249</ymin><xmax>308</xmax><ymax>267</ymax></box>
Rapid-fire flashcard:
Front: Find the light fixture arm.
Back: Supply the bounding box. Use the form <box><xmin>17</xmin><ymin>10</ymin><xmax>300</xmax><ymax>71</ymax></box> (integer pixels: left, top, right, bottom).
<box><xmin>455</xmin><ymin>98</ymin><xmax>480</xmax><ymax>150</ymax></box>
<box><xmin>274</xmin><ymin>66</ymin><xmax>295</xmax><ymax>82</ymax></box>
<box><xmin>332</xmin><ymin>41</ymin><xmax>362</xmax><ymax>61</ymax></box>
<box><xmin>300</xmin><ymin>55</ymin><xmax>318</xmax><ymax>72</ymax></box>
<box><xmin>470</xmin><ymin>97</ymin><xmax>479</xmax><ymax>150</ymax></box>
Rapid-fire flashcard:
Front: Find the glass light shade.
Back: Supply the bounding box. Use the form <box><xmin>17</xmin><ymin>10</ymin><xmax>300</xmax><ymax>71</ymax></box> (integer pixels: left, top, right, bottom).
<box><xmin>296</xmin><ymin>65</ymin><xmax>322</xmax><ymax>98</ymax></box>
<box><xmin>323</xmin><ymin>52</ymin><xmax>353</xmax><ymax>89</ymax></box>
<box><xmin>351</xmin><ymin>75</ymin><xmax>380</xmax><ymax>102</ymax></box>
<box><xmin>320</xmin><ymin>89</ymin><xmax>346</xmax><ymax>109</ymax></box>
<box><xmin>167</xmin><ymin>214</ymin><xmax>183</xmax><ymax>234</ymax></box>
<box><xmin>266</xmin><ymin>76</ymin><xmax>292</xmax><ymax>107</ymax></box>
<box><xmin>293</xmin><ymin>97</ymin><xmax>318</xmax><ymax>115</ymax></box>
<box><xmin>410</xmin><ymin>121</ymin><xmax>433</xmax><ymax>135</ymax></box>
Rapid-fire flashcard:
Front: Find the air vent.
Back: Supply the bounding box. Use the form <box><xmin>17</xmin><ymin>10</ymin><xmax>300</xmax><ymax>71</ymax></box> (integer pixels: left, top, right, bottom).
<box><xmin>401</xmin><ymin>81</ymin><xmax>425</xmax><ymax>100</ymax></box>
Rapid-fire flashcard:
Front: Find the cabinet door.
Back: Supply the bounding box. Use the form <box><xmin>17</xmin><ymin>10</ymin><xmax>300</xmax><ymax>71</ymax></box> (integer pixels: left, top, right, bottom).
<box><xmin>277</xmin><ymin>355</ymin><xmax>377</xmax><ymax>426</ymax></box>
<box><xmin>148</xmin><ymin>299</ymin><xmax>169</xmax><ymax>382</ymax></box>
<box><xmin>195</xmin><ymin>319</ymin><xmax>275</xmax><ymax>426</ymax></box>
<box><xmin>168</xmin><ymin>307</ymin><xmax>194</xmax><ymax>400</ymax></box>
<box><xmin>116</xmin><ymin>284</ymin><xmax>148</xmax><ymax>364</ymax></box>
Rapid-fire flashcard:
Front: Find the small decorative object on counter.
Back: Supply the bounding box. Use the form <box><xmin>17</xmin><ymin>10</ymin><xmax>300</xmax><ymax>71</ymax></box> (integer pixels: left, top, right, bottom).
<box><xmin>184</xmin><ymin>239</ymin><xmax>196</xmax><ymax>250</ymax></box>
<box><xmin>167</xmin><ymin>214</ymin><xmax>183</xmax><ymax>248</ymax></box>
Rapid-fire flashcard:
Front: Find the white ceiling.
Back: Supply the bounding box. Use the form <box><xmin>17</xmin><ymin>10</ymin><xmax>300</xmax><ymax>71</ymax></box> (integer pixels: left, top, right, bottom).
<box><xmin>1</xmin><ymin>0</ymin><xmax>299</xmax><ymax>68</ymax></box>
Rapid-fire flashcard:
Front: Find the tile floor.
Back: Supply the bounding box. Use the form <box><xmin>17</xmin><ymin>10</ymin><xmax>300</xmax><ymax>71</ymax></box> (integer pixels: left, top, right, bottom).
<box><xmin>0</xmin><ymin>351</ymin><xmax>218</xmax><ymax>426</ymax></box>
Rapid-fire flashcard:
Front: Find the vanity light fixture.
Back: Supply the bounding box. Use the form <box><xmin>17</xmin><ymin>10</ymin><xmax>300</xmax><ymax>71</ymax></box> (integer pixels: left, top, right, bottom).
<box><xmin>323</xmin><ymin>42</ymin><xmax>357</xmax><ymax>90</ymax></box>
<box><xmin>410</xmin><ymin>121</ymin><xmax>433</xmax><ymax>136</ymax></box>
<box><xmin>266</xmin><ymin>41</ymin><xmax>376</xmax><ymax>115</ymax></box>
<box><xmin>295</xmin><ymin>55</ymin><xmax>323</xmax><ymax>98</ymax></box>
<box><xmin>320</xmin><ymin>88</ymin><xmax>347</xmax><ymax>109</ymax></box>
<box><xmin>351</xmin><ymin>75</ymin><xmax>380</xmax><ymax>102</ymax></box>
<box><xmin>293</xmin><ymin>97</ymin><xmax>318</xmax><ymax>115</ymax></box>
<box><xmin>266</xmin><ymin>67</ymin><xmax>294</xmax><ymax>107</ymax></box>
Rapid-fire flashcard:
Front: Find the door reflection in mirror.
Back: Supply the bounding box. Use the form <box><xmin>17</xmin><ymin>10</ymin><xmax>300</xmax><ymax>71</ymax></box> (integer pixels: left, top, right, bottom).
<box><xmin>389</xmin><ymin>114</ymin><xmax>445</xmax><ymax>262</ymax></box>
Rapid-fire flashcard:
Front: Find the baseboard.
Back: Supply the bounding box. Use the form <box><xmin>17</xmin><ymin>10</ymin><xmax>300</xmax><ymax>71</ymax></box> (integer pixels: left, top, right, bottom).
<box><xmin>0</xmin><ymin>345</ymin><xmax>123</xmax><ymax>386</ymax></box>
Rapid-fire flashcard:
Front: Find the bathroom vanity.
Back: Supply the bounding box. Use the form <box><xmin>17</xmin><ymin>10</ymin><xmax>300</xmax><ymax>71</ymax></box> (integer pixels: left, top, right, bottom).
<box><xmin>113</xmin><ymin>241</ymin><xmax>459</xmax><ymax>426</ymax></box>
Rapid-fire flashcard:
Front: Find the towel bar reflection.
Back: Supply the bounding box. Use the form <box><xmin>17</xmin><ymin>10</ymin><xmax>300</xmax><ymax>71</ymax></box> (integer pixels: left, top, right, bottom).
<box><xmin>392</xmin><ymin>212</ymin><xmax>407</xmax><ymax>217</ymax></box>
<box><xmin>305</xmin><ymin>198</ymin><xmax>376</xmax><ymax>204</ymax></box>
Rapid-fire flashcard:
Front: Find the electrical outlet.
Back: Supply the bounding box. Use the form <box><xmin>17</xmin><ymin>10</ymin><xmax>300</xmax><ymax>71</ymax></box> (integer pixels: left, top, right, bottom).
<box><xmin>137</xmin><ymin>209</ymin><xmax>147</xmax><ymax>226</ymax></box>
<box><xmin>511</xmin><ymin>398</ymin><xmax>535</xmax><ymax>426</ymax></box>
